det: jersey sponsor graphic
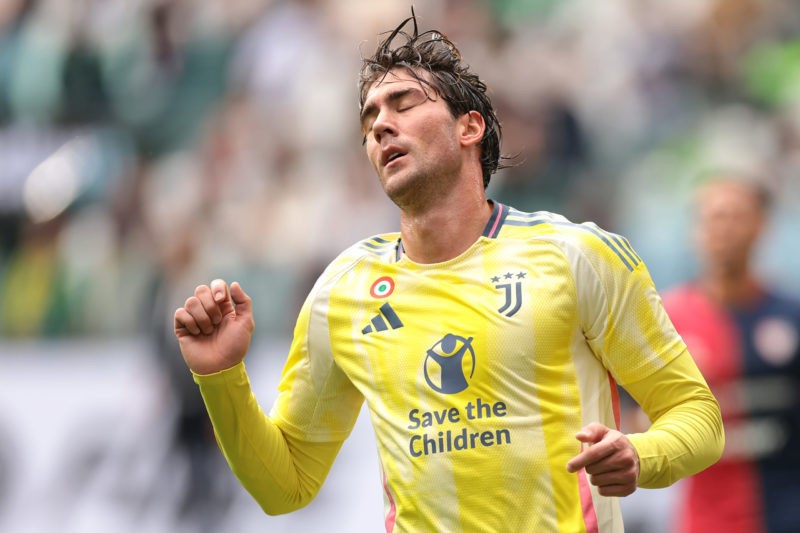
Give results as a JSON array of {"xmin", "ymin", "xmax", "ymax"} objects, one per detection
[
  {"xmin": 491, "ymin": 271, "xmax": 526, "ymax": 317},
  {"xmin": 405, "ymin": 398, "xmax": 512, "ymax": 458},
  {"xmin": 407, "ymin": 425, "xmax": 512, "ymax": 458},
  {"xmin": 423, "ymin": 334, "xmax": 475, "ymax": 394},
  {"xmin": 361, "ymin": 302, "xmax": 403, "ymax": 334}
]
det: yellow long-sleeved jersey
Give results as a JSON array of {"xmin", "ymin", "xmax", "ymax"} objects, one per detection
[{"xmin": 194, "ymin": 203, "xmax": 723, "ymax": 532}]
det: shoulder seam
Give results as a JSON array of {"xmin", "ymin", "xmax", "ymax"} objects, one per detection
[{"xmin": 550, "ymin": 221, "xmax": 641, "ymax": 272}]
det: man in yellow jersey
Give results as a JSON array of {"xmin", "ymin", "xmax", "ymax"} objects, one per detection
[{"xmin": 173, "ymin": 13, "xmax": 723, "ymax": 532}]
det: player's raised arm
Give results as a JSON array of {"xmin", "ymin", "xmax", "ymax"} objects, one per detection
[
  {"xmin": 173, "ymin": 278, "xmax": 347, "ymax": 515},
  {"xmin": 173, "ymin": 279, "xmax": 255, "ymax": 375}
]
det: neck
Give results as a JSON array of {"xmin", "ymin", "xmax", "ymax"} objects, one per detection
[
  {"xmin": 398, "ymin": 186, "xmax": 492, "ymax": 264},
  {"xmin": 699, "ymin": 267, "xmax": 762, "ymax": 308}
]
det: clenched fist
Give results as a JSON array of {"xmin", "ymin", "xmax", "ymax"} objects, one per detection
[
  {"xmin": 566, "ymin": 422, "xmax": 640, "ymax": 497},
  {"xmin": 173, "ymin": 279, "xmax": 255, "ymax": 375}
]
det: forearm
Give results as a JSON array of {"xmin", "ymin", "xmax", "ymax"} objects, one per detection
[
  {"xmin": 194, "ymin": 362, "xmax": 344, "ymax": 514},
  {"xmin": 623, "ymin": 350, "xmax": 724, "ymax": 488}
]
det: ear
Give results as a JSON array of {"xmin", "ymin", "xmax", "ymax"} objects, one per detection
[{"xmin": 458, "ymin": 110, "xmax": 485, "ymax": 148}]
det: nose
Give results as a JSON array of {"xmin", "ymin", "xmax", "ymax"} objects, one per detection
[{"xmin": 370, "ymin": 108, "xmax": 397, "ymax": 143}]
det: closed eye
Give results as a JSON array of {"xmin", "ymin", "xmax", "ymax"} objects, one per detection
[{"xmin": 359, "ymin": 86, "xmax": 431, "ymax": 142}]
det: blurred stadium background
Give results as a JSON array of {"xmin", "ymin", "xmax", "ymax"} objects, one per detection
[{"xmin": 0, "ymin": 0, "xmax": 798, "ymax": 531}]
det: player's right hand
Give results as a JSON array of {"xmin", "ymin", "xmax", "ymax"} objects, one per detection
[{"xmin": 173, "ymin": 279, "xmax": 255, "ymax": 375}]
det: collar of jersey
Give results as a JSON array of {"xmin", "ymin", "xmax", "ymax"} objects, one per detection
[{"xmin": 394, "ymin": 200, "xmax": 507, "ymax": 264}]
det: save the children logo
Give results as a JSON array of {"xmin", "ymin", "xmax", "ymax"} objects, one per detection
[
  {"xmin": 423, "ymin": 333, "xmax": 475, "ymax": 394},
  {"xmin": 410, "ymin": 334, "xmax": 513, "ymax": 458}
]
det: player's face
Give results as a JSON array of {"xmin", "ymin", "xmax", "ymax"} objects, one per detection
[
  {"xmin": 694, "ymin": 180, "xmax": 765, "ymax": 275},
  {"xmin": 360, "ymin": 68, "xmax": 463, "ymax": 208}
]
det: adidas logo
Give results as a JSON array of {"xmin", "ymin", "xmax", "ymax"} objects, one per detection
[{"xmin": 362, "ymin": 302, "xmax": 404, "ymax": 334}]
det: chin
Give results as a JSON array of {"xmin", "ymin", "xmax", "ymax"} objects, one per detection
[
  {"xmin": 381, "ymin": 170, "xmax": 415, "ymax": 197},
  {"xmin": 383, "ymin": 178, "xmax": 425, "ymax": 210}
]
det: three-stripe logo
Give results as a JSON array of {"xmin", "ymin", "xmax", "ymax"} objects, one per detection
[{"xmin": 362, "ymin": 302, "xmax": 404, "ymax": 334}]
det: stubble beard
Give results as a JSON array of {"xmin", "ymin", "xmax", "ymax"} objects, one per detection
[
  {"xmin": 383, "ymin": 166, "xmax": 428, "ymax": 211},
  {"xmin": 386, "ymin": 169, "xmax": 463, "ymax": 217},
  {"xmin": 382, "ymin": 153, "xmax": 461, "ymax": 214}
]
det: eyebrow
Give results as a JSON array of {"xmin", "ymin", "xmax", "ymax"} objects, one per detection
[{"xmin": 359, "ymin": 86, "xmax": 422, "ymax": 128}]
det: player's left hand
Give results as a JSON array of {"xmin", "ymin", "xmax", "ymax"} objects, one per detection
[{"xmin": 565, "ymin": 422, "xmax": 640, "ymax": 497}]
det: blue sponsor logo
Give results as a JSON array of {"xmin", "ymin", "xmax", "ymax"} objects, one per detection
[{"xmin": 423, "ymin": 334, "xmax": 475, "ymax": 394}]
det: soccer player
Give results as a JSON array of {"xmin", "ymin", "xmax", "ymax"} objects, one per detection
[
  {"xmin": 663, "ymin": 176, "xmax": 800, "ymax": 533},
  {"xmin": 173, "ymin": 14, "xmax": 723, "ymax": 532}
]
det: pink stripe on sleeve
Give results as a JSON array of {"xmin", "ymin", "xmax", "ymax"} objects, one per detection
[
  {"xmin": 578, "ymin": 465, "xmax": 599, "ymax": 533},
  {"xmin": 382, "ymin": 468, "xmax": 397, "ymax": 532}
]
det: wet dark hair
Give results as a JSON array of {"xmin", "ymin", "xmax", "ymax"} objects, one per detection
[{"xmin": 358, "ymin": 10, "xmax": 505, "ymax": 188}]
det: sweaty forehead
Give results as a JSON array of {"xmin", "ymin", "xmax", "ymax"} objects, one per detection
[{"xmin": 364, "ymin": 68, "xmax": 430, "ymax": 100}]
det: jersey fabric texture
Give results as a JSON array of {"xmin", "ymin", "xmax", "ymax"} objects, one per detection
[
  {"xmin": 194, "ymin": 202, "xmax": 723, "ymax": 532},
  {"xmin": 664, "ymin": 284, "xmax": 800, "ymax": 533}
]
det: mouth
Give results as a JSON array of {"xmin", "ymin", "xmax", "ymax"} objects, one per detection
[
  {"xmin": 381, "ymin": 146, "xmax": 407, "ymax": 167},
  {"xmin": 387, "ymin": 152, "xmax": 404, "ymax": 164}
]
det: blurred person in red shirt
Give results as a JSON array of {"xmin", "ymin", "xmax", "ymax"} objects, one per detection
[{"xmin": 664, "ymin": 175, "xmax": 800, "ymax": 533}]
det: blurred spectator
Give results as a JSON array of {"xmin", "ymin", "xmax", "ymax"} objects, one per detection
[
  {"xmin": 0, "ymin": 215, "xmax": 70, "ymax": 336},
  {"xmin": 99, "ymin": 0, "xmax": 234, "ymax": 157},
  {"xmin": 663, "ymin": 175, "xmax": 800, "ymax": 533}
]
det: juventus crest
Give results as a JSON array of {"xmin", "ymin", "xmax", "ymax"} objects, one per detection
[{"xmin": 491, "ymin": 271, "xmax": 527, "ymax": 317}]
